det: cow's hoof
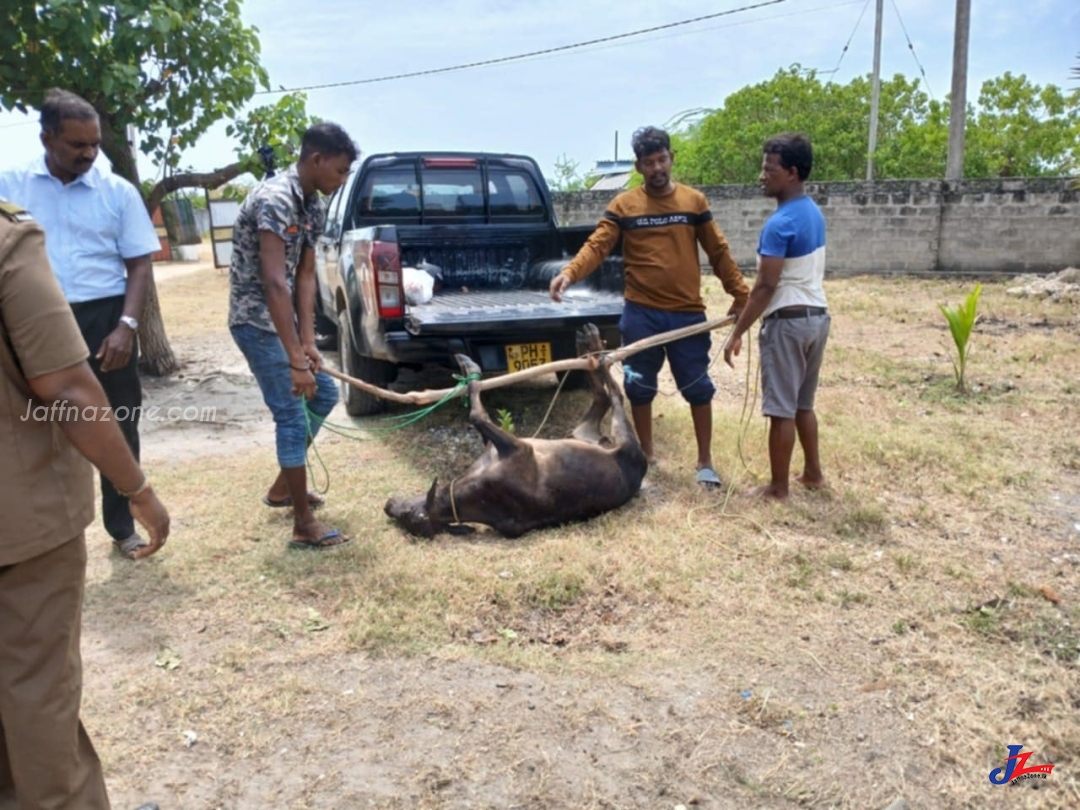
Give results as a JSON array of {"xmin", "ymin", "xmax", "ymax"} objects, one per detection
[
  {"xmin": 582, "ymin": 322, "xmax": 603, "ymax": 353},
  {"xmin": 454, "ymin": 353, "xmax": 482, "ymax": 378}
]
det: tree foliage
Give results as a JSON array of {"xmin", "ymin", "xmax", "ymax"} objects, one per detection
[
  {"xmin": 965, "ymin": 72, "xmax": 1080, "ymax": 176},
  {"xmin": 671, "ymin": 66, "xmax": 1080, "ymax": 185},
  {"xmin": 0, "ymin": 0, "xmax": 317, "ymax": 202},
  {"xmin": 149, "ymin": 91, "xmax": 316, "ymax": 213},
  {"xmin": 0, "ymin": 0, "xmax": 318, "ymax": 374}
]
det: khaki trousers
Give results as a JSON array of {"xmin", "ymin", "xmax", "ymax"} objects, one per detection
[{"xmin": 0, "ymin": 532, "xmax": 110, "ymax": 810}]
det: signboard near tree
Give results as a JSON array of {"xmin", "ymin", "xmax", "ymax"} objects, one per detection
[{"xmin": 205, "ymin": 189, "xmax": 241, "ymax": 269}]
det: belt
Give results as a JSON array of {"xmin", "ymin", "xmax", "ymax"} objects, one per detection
[
  {"xmin": 69, "ymin": 294, "xmax": 125, "ymax": 314},
  {"xmin": 764, "ymin": 306, "xmax": 827, "ymax": 321}
]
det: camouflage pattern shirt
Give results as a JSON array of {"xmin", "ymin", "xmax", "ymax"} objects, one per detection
[{"xmin": 228, "ymin": 164, "xmax": 326, "ymax": 333}]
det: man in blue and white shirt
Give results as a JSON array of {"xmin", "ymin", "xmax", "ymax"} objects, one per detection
[
  {"xmin": 723, "ymin": 133, "xmax": 830, "ymax": 501},
  {"xmin": 0, "ymin": 88, "xmax": 160, "ymax": 555}
]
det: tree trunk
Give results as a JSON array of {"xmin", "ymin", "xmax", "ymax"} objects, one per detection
[
  {"xmin": 97, "ymin": 111, "xmax": 180, "ymax": 377},
  {"xmin": 133, "ymin": 166, "xmax": 249, "ymax": 377},
  {"xmin": 137, "ymin": 277, "xmax": 180, "ymax": 376}
]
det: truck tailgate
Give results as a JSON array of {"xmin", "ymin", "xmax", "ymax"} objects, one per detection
[{"xmin": 405, "ymin": 289, "xmax": 624, "ymax": 335}]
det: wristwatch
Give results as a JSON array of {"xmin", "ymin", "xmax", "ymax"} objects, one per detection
[{"xmin": 119, "ymin": 315, "xmax": 139, "ymax": 330}]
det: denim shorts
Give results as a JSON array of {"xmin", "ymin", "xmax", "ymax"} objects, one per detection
[
  {"xmin": 759, "ymin": 312, "xmax": 831, "ymax": 419},
  {"xmin": 230, "ymin": 323, "xmax": 339, "ymax": 468},
  {"xmin": 619, "ymin": 300, "xmax": 715, "ymax": 407}
]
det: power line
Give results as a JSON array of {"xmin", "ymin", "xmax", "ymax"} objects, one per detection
[
  {"xmin": 528, "ymin": 0, "xmax": 864, "ymax": 65},
  {"xmin": 255, "ymin": 0, "xmax": 790, "ymax": 96},
  {"xmin": 824, "ymin": 0, "xmax": 871, "ymax": 75},
  {"xmin": 890, "ymin": 0, "xmax": 934, "ymax": 98}
]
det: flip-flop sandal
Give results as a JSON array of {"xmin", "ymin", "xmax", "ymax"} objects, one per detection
[
  {"xmin": 263, "ymin": 492, "xmax": 325, "ymax": 510},
  {"xmin": 696, "ymin": 467, "xmax": 723, "ymax": 490},
  {"xmin": 288, "ymin": 529, "xmax": 350, "ymax": 551}
]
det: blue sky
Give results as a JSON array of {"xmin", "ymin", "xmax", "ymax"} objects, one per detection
[{"xmin": 0, "ymin": 0, "xmax": 1076, "ymax": 185}]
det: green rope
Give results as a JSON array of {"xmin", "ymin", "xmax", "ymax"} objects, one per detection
[
  {"xmin": 299, "ymin": 371, "xmax": 481, "ymax": 492},
  {"xmin": 300, "ymin": 393, "xmax": 331, "ymax": 495}
]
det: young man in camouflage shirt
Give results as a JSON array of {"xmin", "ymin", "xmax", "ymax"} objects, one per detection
[{"xmin": 228, "ymin": 122, "xmax": 358, "ymax": 550}]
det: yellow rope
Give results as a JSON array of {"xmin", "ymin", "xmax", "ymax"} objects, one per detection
[
  {"xmin": 449, "ymin": 476, "xmax": 461, "ymax": 525},
  {"xmin": 530, "ymin": 359, "xmax": 574, "ymax": 438},
  {"xmin": 735, "ymin": 333, "xmax": 764, "ymax": 480}
]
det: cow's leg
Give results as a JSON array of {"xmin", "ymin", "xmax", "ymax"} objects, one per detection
[
  {"xmin": 455, "ymin": 354, "xmax": 527, "ymax": 459},
  {"xmin": 602, "ymin": 355, "xmax": 640, "ymax": 449},
  {"xmin": 572, "ymin": 324, "xmax": 612, "ymax": 445}
]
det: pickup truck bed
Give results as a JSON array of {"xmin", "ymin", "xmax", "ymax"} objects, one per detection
[{"xmin": 315, "ymin": 151, "xmax": 624, "ymax": 415}]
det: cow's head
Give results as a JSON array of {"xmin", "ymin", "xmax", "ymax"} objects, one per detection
[{"xmin": 384, "ymin": 478, "xmax": 442, "ymax": 538}]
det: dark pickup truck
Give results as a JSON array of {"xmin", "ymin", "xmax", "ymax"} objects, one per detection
[{"xmin": 314, "ymin": 152, "xmax": 624, "ymax": 415}]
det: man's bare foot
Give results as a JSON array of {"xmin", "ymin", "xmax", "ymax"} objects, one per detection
[
  {"xmin": 749, "ymin": 484, "xmax": 788, "ymax": 501},
  {"xmin": 290, "ymin": 516, "xmax": 350, "ymax": 550},
  {"xmin": 796, "ymin": 473, "xmax": 828, "ymax": 491}
]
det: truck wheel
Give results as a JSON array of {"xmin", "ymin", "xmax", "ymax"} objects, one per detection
[{"xmin": 338, "ymin": 316, "xmax": 395, "ymax": 416}]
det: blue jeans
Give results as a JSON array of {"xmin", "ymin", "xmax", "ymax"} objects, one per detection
[
  {"xmin": 619, "ymin": 300, "xmax": 715, "ymax": 406},
  {"xmin": 230, "ymin": 324, "xmax": 338, "ymax": 468}
]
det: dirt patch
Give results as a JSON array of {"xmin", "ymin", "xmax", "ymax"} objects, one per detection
[
  {"xmin": 136, "ymin": 247, "xmax": 277, "ymax": 465},
  {"xmin": 138, "ymin": 333, "xmax": 274, "ymax": 464}
]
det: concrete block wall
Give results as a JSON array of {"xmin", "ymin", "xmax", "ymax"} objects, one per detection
[{"xmin": 552, "ymin": 177, "xmax": 1079, "ymax": 275}]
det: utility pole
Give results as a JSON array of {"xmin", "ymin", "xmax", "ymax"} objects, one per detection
[
  {"xmin": 866, "ymin": 0, "xmax": 884, "ymax": 181},
  {"xmin": 945, "ymin": 0, "xmax": 972, "ymax": 180}
]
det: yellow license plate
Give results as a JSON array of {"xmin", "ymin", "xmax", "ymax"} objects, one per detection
[{"xmin": 505, "ymin": 341, "xmax": 552, "ymax": 372}]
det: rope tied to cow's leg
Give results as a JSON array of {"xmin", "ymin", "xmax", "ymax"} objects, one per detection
[{"xmin": 449, "ymin": 476, "xmax": 461, "ymax": 525}]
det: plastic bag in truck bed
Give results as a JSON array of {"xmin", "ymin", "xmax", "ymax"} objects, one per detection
[{"xmin": 402, "ymin": 265, "xmax": 435, "ymax": 306}]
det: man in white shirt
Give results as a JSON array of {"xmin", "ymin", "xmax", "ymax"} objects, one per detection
[{"xmin": 0, "ymin": 88, "xmax": 161, "ymax": 557}]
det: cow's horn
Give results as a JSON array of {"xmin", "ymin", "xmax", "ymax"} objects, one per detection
[{"xmin": 425, "ymin": 478, "xmax": 439, "ymax": 513}]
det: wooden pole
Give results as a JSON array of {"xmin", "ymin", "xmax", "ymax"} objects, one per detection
[{"xmin": 322, "ymin": 314, "xmax": 736, "ymax": 407}]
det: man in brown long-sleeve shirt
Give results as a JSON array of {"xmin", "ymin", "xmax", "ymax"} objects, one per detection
[{"xmin": 550, "ymin": 126, "xmax": 748, "ymax": 487}]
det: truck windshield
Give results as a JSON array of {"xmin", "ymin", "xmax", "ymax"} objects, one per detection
[
  {"xmin": 358, "ymin": 168, "xmax": 421, "ymax": 220},
  {"xmin": 421, "ymin": 167, "xmax": 484, "ymax": 217},
  {"xmin": 354, "ymin": 161, "xmax": 548, "ymax": 222},
  {"xmin": 488, "ymin": 168, "xmax": 545, "ymax": 221}
]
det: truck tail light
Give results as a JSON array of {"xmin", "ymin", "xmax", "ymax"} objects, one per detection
[{"xmin": 371, "ymin": 240, "xmax": 403, "ymax": 318}]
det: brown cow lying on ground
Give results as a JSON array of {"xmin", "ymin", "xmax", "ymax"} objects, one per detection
[{"xmin": 384, "ymin": 324, "xmax": 648, "ymax": 538}]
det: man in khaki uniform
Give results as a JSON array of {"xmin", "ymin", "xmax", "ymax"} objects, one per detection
[{"xmin": 0, "ymin": 199, "xmax": 168, "ymax": 810}]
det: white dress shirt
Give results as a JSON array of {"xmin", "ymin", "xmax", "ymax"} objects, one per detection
[{"xmin": 0, "ymin": 155, "xmax": 160, "ymax": 304}]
